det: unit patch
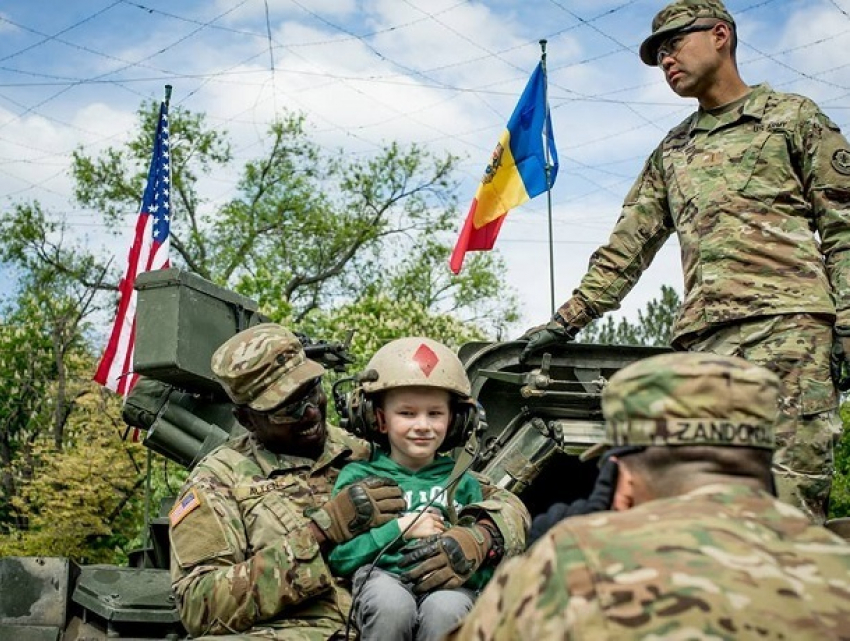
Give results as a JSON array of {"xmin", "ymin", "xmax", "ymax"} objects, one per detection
[
  {"xmin": 832, "ymin": 149, "xmax": 850, "ymax": 176},
  {"xmin": 170, "ymin": 488, "xmax": 201, "ymax": 527}
]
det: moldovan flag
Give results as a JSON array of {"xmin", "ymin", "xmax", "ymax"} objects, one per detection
[
  {"xmin": 94, "ymin": 98, "xmax": 171, "ymax": 408},
  {"xmin": 450, "ymin": 62, "xmax": 558, "ymax": 274}
]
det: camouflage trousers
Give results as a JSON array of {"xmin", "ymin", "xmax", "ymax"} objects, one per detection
[{"xmin": 679, "ymin": 313, "xmax": 843, "ymax": 524}]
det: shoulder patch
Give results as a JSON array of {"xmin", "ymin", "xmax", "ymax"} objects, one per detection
[
  {"xmin": 170, "ymin": 488, "xmax": 201, "ymax": 527},
  {"xmin": 832, "ymin": 149, "xmax": 850, "ymax": 176}
]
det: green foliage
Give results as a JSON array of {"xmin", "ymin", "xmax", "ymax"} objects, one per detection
[
  {"xmin": 577, "ymin": 285, "xmax": 680, "ymax": 346},
  {"xmin": 302, "ymin": 294, "xmax": 486, "ymax": 370},
  {"xmin": 300, "ymin": 294, "xmax": 488, "ymax": 424},
  {"xmin": 830, "ymin": 403, "xmax": 850, "ymax": 519},
  {"xmin": 68, "ymin": 103, "xmax": 516, "ymax": 337},
  {"xmin": 0, "ymin": 382, "xmax": 146, "ymax": 563}
]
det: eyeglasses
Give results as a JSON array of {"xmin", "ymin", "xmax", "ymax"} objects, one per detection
[
  {"xmin": 655, "ymin": 24, "xmax": 715, "ymax": 65},
  {"xmin": 263, "ymin": 379, "xmax": 323, "ymax": 424}
]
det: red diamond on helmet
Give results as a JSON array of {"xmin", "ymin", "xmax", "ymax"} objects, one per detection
[{"xmin": 413, "ymin": 343, "xmax": 439, "ymax": 377}]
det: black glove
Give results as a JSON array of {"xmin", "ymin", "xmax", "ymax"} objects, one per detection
[
  {"xmin": 398, "ymin": 524, "xmax": 490, "ymax": 594},
  {"xmin": 308, "ymin": 475, "xmax": 406, "ymax": 544},
  {"xmin": 527, "ymin": 456, "xmax": 619, "ymax": 547},
  {"xmin": 831, "ymin": 336, "xmax": 850, "ymax": 391},
  {"xmin": 519, "ymin": 318, "xmax": 578, "ymax": 363}
]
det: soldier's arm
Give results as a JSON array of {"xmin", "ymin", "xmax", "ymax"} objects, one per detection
[
  {"xmin": 799, "ymin": 100, "xmax": 850, "ymax": 330},
  {"xmin": 169, "ymin": 475, "xmax": 334, "ymax": 637},
  {"xmin": 462, "ymin": 472, "xmax": 531, "ymax": 558},
  {"xmin": 446, "ymin": 529, "xmax": 591, "ymax": 640},
  {"xmin": 556, "ymin": 148, "xmax": 674, "ymax": 330}
]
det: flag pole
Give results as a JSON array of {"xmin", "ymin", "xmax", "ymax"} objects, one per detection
[
  {"xmin": 539, "ymin": 40, "xmax": 556, "ymax": 316},
  {"xmin": 140, "ymin": 82, "xmax": 173, "ymax": 558}
]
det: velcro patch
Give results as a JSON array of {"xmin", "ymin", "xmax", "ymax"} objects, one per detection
[
  {"xmin": 832, "ymin": 149, "xmax": 850, "ymax": 176},
  {"xmin": 170, "ymin": 488, "xmax": 201, "ymax": 527}
]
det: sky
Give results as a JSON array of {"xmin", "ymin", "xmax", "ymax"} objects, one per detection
[{"xmin": 2, "ymin": 0, "xmax": 850, "ymax": 339}]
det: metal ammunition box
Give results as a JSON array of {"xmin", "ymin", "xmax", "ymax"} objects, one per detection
[{"xmin": 133, "ymin": 268, "xmax": 267, "ymax": 395}]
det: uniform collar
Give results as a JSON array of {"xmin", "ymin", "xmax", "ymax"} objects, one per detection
[{"xmin": 689, "ymin": 83, "xmax": 772, "ymax": 134}]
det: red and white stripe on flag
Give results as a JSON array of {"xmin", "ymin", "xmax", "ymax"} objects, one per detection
[{"xmin": 94, "ymin": 99, "xmax": 172, "ymax": 441}]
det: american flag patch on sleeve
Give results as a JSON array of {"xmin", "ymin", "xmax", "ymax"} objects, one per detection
[{"xmin": 170, "ymin": 488, "xmax": 201, "ymax": 527}]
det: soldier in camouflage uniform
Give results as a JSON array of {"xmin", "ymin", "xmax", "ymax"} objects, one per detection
[
  {"xmin": 168, "ymin": 323, "xmax": 530, "ymax": 639},
  {"xmin": 521, "ymin": 0, "xmax": 850, "ymax": 524},
  {"xmin": 448, "ymin": 352, "xmax": 850, "ymax": 640}
]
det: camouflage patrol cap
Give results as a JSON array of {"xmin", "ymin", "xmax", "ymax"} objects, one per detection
[
  {"xmin": 211, "ymin": 323, "xmax": 325, "ymax": 411},
  {"xmin": 581, "ymin": 352, "xmax": 779, "ymax": 460},
  {"xmin": 639, "ymin": 0, "xmax": 735, "ymax": 66}
]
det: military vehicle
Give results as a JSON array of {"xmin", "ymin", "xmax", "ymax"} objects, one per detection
[{"xmin": 7, "ymin": 268, "xmax": 841, "ymax": 640}]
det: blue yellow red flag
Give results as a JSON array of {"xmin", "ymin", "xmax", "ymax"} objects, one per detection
[{"xmin": 450, "ymin": 62, "xmax": 558, "ymax": 274}]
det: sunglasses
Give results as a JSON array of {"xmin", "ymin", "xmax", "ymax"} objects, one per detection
[
  {"xmin": 655, "ymin": 24, "xmax": 715, "ymax": 65},
  {"xmin": 262, "ymin": 378, "xmax": 323, "ymax": 424}
]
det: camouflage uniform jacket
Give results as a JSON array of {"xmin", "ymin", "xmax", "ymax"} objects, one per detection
[
  {"xmin": 169, "ymin": 426, "xmax": 529, "ymax": 639},
  {"xmin": 558, "ymin": 84, "xmax": 850, "ymax": 345},
  {"xmin": 448, "ymin": 484, "xmax": 850, "ymax": 640}
]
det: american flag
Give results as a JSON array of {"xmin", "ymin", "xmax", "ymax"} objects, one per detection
[{"xmin": 94, "ymin": 99, "xmax": 171, "ymax": 409}]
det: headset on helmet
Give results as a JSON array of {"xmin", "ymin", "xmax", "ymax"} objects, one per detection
[{"xmin": 345, "ymin": 337, "xmax": 478, "ymax": 452}]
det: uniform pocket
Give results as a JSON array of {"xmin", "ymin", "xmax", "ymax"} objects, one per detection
[
  {"xmin": 734, "ymin": 130, "xmax": 796, "ymax": 198},
  {"xmin": 170, "ymin": 491, "xmax": 235, "ymax": 568}
]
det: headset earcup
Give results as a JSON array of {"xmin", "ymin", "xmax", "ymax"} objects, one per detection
[
  {"xmin": 345, "ymin": 388, "xmax": 381, "ymax": 442},
  {"xmin": 440, "ymin": 397, "xmax": 479, "ymax": 451}
]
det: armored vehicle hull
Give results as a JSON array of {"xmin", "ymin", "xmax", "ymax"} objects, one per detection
[{"xmin": 0, "ymin": 270, "xmax": 672, "ymax": 639}]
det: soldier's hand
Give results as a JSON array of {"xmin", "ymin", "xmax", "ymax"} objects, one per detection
[
  {"xmin": 576, "ymin": 455, "xmax": 619, "ymax": 514},
  {"xmin": 527, "ymin": 456, "xmax": 619, "ymax": 546},
  {"xmin": 831, "ymin": 335, "xmax": 850, "ymax": 391},
  {"xmin": 309, "ymin": 476, "xmax": 406, "ymax": 545},
  {"xmin": 399, "ymin": 524, "xmax": 490, "ymax": 594},
  {"xmin": 519, "ymin": 319, "xmax": 577, "ymax": 363}
]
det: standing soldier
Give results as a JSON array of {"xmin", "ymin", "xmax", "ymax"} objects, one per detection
[
  {"xmin": 521, "ymin": 0, "xmax": 850, "ymax": 523},
  {"xmin": 448, "ymin": 352, "xmax": 850, "ymax": 640}
]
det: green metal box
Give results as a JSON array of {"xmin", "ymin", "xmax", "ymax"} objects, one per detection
[{"xmin": 134, "ymin": 268, "xmax": 267, "ymax": 395}]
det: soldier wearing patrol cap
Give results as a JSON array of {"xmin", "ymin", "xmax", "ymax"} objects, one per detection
[
  {"xmin": 521, "ymin": 0, "xmax": 850, "ymax": 524},
  {"xmin": 449, "ymin": 352, "xmax": 850, "ymax": 640},
  {"xmin": 168, "ymin": 323, "xmax": 409, "ymax": 640}
]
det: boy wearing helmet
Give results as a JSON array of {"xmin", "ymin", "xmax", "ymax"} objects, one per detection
[{"xmin": 328, "ymin": 337, "xmax": 524, "ymax": 641}]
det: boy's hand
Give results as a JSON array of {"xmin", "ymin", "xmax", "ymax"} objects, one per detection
[{"xmin": 398, "ymin": 510, "xmax": 446, "ymax": 540}]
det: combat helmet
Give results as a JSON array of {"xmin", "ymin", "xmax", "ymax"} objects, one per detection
[{"xmin": 346, "ymin": 337, "xmax": 478, "ymax": 451}]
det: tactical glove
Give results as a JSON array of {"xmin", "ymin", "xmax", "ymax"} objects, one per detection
[
  {"xmin": 519, "ymin": 317, "xmax": 578, "ymax": 363},
  {"xmin": 308, "ymin": 475, "xmax": 405, "ymax": 545},
  {"xmin": 831, "ymin": 335, "xmax": 850, "ymax": 391},
  {"xmin": 527, "ymin": 455, "xmax": 619, "ymax": 547},
  {"xmin": 399, "ymin": 523, "xmax": 490, "ymax": 594}
]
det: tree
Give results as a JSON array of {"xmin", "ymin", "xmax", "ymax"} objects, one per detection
[
  {"xmin": 0, "ymin": 384, "xmax": 146, "ymax": 563},
  {"xmin": 68, "ymin": 102, "xmax": 517, "ymax": 336},
  {"xmin": 832, "ymin": 403, "xmax": 850, "ymax": 519},
  {"xmin": 577, "ymin": 284, "xmax": 680, "ymax": 346}
]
